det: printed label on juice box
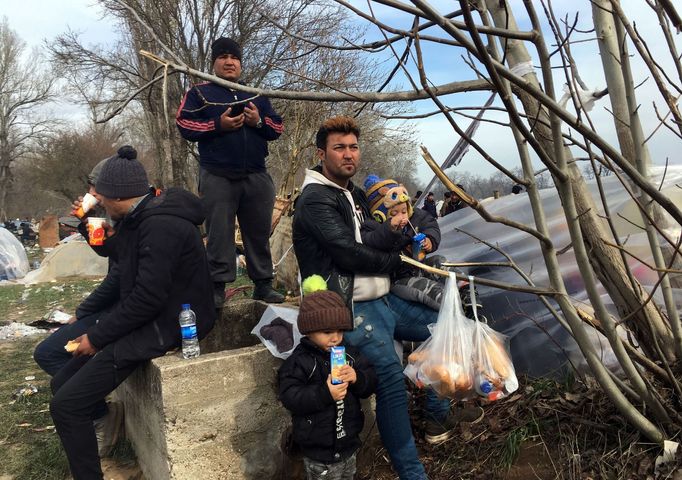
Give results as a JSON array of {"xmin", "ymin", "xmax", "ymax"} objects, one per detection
[{"xmin": 330, "ymin": 346, "xmax": 346, "ymax": 385}]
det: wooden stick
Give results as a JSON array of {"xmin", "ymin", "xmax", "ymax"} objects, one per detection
[{"xmin": 399, "ymin": 255, "xmax": 557, "ymax": 296}]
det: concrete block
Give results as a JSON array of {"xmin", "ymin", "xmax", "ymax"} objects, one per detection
[
  {"xmin": 117, "ymin": 299, "xmax": 380, "ymax": 480},
  {"xmin": 119, "ymin": 345, "xmax": 288, "ymax": 480}
]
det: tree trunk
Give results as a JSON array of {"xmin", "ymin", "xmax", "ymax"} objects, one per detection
[{"xmin": 485, "ymin": 0, "xmax": 675, "ymax": 362}]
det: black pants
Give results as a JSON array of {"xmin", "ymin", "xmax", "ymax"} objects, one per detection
[
  {"xmin": 200, "ymin": 169, "xmax": 275, "ymax": 283},
  {"xmin": 50, "ymin": 345, "xmax": 138, "ymax": 480}
]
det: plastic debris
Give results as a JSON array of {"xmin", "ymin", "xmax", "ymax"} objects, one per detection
[
  {"xmin": 0, "ymin": 322, "xmax": 45, "ymax": 340},
  {"xmin": 13, "ymin": 384, "xmax": 38, "ymax": 399},
  {"xmin": 655, "ymin": 440, "xmax": 679, "ymax": 473}
]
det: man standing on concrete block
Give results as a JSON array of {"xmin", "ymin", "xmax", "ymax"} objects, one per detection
[
  {"xmin": 292, "ymin": 117, "xmax": 483, "ymax": 480},
  {"xmin": 49, "ymin": 147, "xmax": 216, "ymax": 480},
  {"xmin": 177, "ymin": 36, "xmax": 284, "ymax": 308}
]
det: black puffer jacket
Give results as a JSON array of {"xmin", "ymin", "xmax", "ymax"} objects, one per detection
[
  {"xmin": 278, "ymin": 338, "xmax": 377, "ymax": 463},
  {"xmin": 292, "ymin": 167, "xmax": 401, "ymax": 311},
  {"xmin": 361, "ymin": 207, "xmax": 441, "ymax": 280},
  {"xmin": 86, "ymin": 188, "xmax": 216, "ymax": 368}
]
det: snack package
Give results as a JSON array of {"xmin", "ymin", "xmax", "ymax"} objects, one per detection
[
  {"xmin": 404, "ymin": 272, "xmax": 476, "ymax": 399},
  {"xmin": 330, "ymin": 346, "xmax": 346, "ymax": 385}
]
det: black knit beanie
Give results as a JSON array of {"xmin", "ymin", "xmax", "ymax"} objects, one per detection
[
  {"xmin": 297, "ymin": 290, "xmax": 352, "ymax": 334},
  {"xmin": 211, "ymin": 37, "xmax": 242, "ymax": 64},
  {"xmin": 95, "ymin": 146, "xmax": 150, "ymax": 199}
]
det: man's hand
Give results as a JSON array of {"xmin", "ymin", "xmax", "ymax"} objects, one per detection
[
  {"xmin": 102, "ymin": 221, "xmax": 115, "ymax": 238},
  {"xmin": 244, "ymin": 102, "xmax": 261, "ymax": 127},
  {"xmin": 336, "ymin": 365, "xmax": 357, "ymax": 384},
  {"xmin": 220, "ymin": 108, "xmax": 244, "ymax": 131},
  {"xmin": 390, "ymin": 215, "xmax": 407, "ymax": 230},
  {"xmin": 71, "ymin": 196, "xmax": 87, "ymax": 223},
  {"xmin": 422, "ymin": 237, "xmax": 433, "ymax": 253},
  {"xmin": 327, "ymin": 375, "xmax": 349, "ymax": 401},
  {"xmin": 72, "ymin": 334, "xmax": 98, "ymax": 357}
]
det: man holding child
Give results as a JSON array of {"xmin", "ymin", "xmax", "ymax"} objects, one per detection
[{"xmin": 292, "ymin": 116, "xmax": 480, "ymax": 479}]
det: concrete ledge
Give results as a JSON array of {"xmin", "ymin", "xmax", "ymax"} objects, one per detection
[
  {"xmin": 119, "ymin": 345, "xmax": 289, "ymax": 480},
  {"xmin": 117, "ymin": 299, "xmax": 380, "ymax": 480}
]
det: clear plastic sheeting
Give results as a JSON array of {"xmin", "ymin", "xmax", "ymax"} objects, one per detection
[
  {"xmin": 436, "ymin": 166, "xmax": 682, "ymax": 379},
  {"xmin": 0, "ymin": 228, "xmax": 29, "ymax": 281}
]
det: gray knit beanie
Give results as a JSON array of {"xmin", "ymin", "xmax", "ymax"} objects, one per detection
[
  {"xmin": 87, "ymin": 158, "xmax": 109, "ymax": 186},
  {"xmin": 95, "ymin": 146, "xmax": 150, "ymax": 198}
]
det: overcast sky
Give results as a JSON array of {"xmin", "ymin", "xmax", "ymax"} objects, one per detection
[{"xmin": 3, "ymin": 0, "xmax": 680, "ymax": 185}]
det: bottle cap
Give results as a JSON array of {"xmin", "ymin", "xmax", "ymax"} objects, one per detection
[{"xmin": 182, "ymin": 303, "xmax": 191, "ymax": 309}]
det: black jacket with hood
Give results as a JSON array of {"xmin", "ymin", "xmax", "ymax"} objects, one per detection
[
  {"xmin": 361, "ymin": 207, "xmax": 441, "ymax": 280},
  {"xmin": 278, "ymin": 338, "xmax": 377, "ymax": 463},
  {"xmin": 86, "ymin": 188, "xmax": 215, "ymax": 367},
  {"xmin": 292, "ymin": 166, "xmax": 401, "ymax": 312}
]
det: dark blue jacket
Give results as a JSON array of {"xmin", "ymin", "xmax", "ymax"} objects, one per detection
[{"xmin": 176, "ymin": 82, "xmax": 283, "ymax": 173}]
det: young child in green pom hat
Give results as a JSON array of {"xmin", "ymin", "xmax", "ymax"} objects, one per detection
[{"xmin": 278, "ymin": 275, "xmax": 377, "ymax": 479}]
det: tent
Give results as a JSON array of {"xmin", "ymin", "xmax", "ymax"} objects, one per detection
[{"xmin": 0, "ymin": 227, "xmax": 29, "ymax": 280}]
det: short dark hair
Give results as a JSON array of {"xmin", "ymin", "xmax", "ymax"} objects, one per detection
[
  {"xmin": 427, "ymin": 191, "xmax": 434, "ymax": 197},
  {"xmin": 415, "ymin": 190, "xmax": 423, "ymax": 197},
  {"xmin": 316, "ymin": 116, "xmax": 360, "ymax": 149}
]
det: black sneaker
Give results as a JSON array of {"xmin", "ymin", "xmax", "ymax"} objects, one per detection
[
  {"xmin": 213, "ymin": 282, "xmax": 226, "ymax": 308},
  {"xmin": 424, "ymin": 406, "xmax": 484, "ymax": 445},
  {"xmin": 424, "ymin": 413, "xmax": 459, "ymax": 445},
  {"xmin": 252, "ymin": 281, "xmax": 284, "ymax": 303}
]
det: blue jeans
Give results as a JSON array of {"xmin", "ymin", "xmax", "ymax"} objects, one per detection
[
  {"xmin": 344, "ymin": 294, "xmax": 450, "ymax": 480},
  {"xmin": 34, "ymin": 312, "xmax": 107, "ymax": 419}
]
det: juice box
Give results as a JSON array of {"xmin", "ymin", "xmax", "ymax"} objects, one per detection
[{"xmin": 330, "ymin": 346, "xmax": 346, "ymax": 385}]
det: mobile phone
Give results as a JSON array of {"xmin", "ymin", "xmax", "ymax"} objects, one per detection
[{"xmin": 228, "ymin": 103, "xmax": 245, "ymax": 117}]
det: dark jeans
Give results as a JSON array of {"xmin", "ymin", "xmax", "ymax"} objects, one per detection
[
  {"xmin": 344, "ymin": 294, "xmax": 450, "ymax": 480},
  {"xmin": 34, "ymin": 313, "xmax": 107, "ymax": 419},
  {"xmin": 50, "ymin": 345, "xmax": 138, "ymax": 480},
  {"xmin": 199, "ymin": 168, "xmax": 275, "ymax": 284}
]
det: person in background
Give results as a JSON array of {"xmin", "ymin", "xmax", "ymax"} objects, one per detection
[
  {"xmin": 421, "ymin": 191, "xmax": 437, "ymax": 218},
  {"xmin": 177, "ymin": 36, "xmax": 284, "ymax": 308}
]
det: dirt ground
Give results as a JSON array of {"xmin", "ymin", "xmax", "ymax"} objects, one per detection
[{"xmin": 2, "ymin": 276, "xmax": 682, "ymax": 479}]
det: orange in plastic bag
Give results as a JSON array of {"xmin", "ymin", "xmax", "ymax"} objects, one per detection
[{"xmin": 404, "ymin": 273, "xmax": 476, "ymax": 400}]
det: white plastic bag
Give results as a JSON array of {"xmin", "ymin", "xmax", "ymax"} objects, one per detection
[
  {"xmin": 468, "ymin": 277, "xmax": 518, "ymax": 401},
  {"xmin": 251, "ymin": 304, "xmax": 302, "ymax": 359},
  {"xmin": 404, "ymin": 272, "xmax": 476, "ymax": 399}
]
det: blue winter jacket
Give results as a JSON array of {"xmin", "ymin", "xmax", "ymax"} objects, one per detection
[{"xmin": 176, "ymin": 82, "xmax": 283, "ymax": 173}]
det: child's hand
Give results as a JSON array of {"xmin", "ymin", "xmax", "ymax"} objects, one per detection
[
  {"xmin": 390, "ymin": 214, "xmax": 403, "ymax": 230},
  {"xmin": 337, "ymin": 365, "xmax": 357, "ymax": 384},
  {"xmin": 422, "ymin": 237, "xmax": 433, "ymax": 252},
  {"xmin": 327, "ymin": 375, "xmax": 348, "ymax": 401}
]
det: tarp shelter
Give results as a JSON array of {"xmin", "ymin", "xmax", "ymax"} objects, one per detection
[
  {"xmin": 436, "ymin": 166, "xmax": 682, "ymax": 378},
  {"xmin": 0, "ymin": 227, "xmax": 29, "ymax": 280},
  {"xmin": 20, "ymin": 240, "xmax": 108, "ymax": 284}
]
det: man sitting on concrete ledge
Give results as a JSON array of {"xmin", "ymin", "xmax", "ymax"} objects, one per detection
[{"xmin": 49, "ymin": 146, "xmax": 216, "ymax": 480}]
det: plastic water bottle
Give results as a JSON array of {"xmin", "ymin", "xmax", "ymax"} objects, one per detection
[
  {"xmin": 178, "ymin": 304, "xmax": 200, "ymax": 359},
  {"xmin": 475, "ymin": 374, "xmax": 494, "ymax": 397}
]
